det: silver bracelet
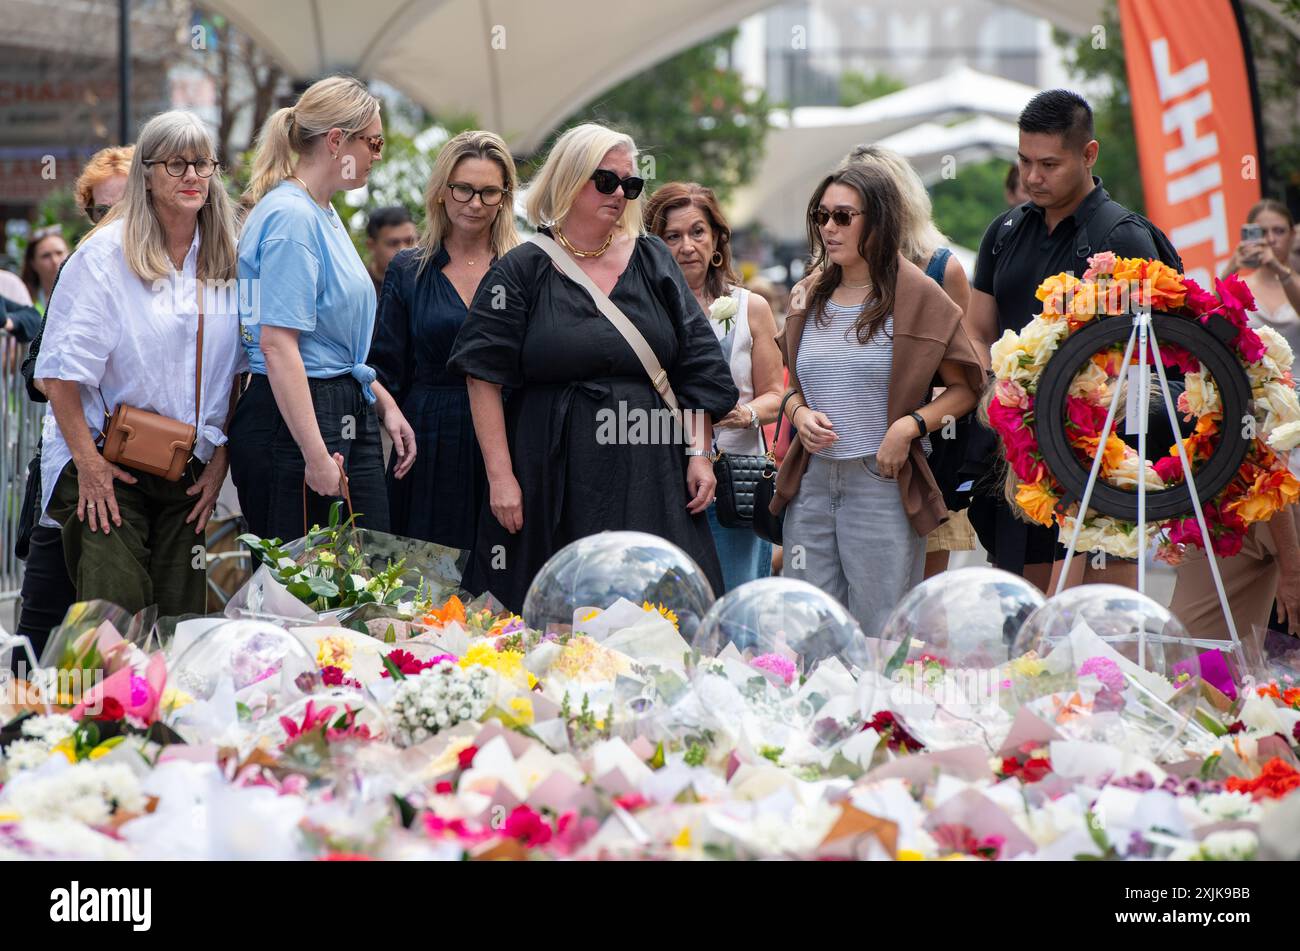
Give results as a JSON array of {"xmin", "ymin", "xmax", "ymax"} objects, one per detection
[{"xmin": 685, "ymin": 448, "xmax": 708, "ymax": 457}]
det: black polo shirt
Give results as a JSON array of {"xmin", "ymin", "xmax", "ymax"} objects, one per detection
[{"xmin": 973, "ymin": 177, "xmax": 1158, "ymax": 335}]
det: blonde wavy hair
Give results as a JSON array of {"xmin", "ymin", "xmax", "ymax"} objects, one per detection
[
  {"xmin": 841, "ymin": 144, "xmax": 948, "ymax": 268},
  {"xmin": 525, "ymin": 123, "xmax": 644, "ymax": 242},
  {"xmin": 87, "ymin": 111, "xmax": 237, "ymax": 282},
  {"xmin": 242, "ymin": 75, "xmax": 381, "ymax": 208},
  {"xmin": 74, "ymin": 146, "xmax": 134, "ymax": 220},
  {"xmin": 415, "ymin": 130, "xmax": 520, "ymax": 273}
]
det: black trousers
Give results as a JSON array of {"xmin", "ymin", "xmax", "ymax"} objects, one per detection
[
  {"xmin": 12, "ymin": 524, "xmax": 77, "ymax": 672},
  {"xmin": 229, "ymin": 373, "xmax": 390, "ymax": 543}
]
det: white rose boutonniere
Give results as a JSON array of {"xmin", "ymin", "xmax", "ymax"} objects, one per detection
[{"xmin": 709, "ymin": 296, "xmax": 740, "ymax": 334}]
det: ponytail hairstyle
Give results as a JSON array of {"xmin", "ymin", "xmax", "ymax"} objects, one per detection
[{"xmin": 242, "ymin": 75, "xmax": 380, "ymax": 208}]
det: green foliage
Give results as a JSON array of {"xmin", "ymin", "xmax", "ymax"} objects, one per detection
[
  {"xmin": 547, "ymin": 30, "xmax": 770, "ymax": 202},
  {"xmin": 1243, "ymin": 3, "xmax": 1300, "ymax": 201},
  {"xmin": 929, "ymin": 158, "xmax": 1013, "ymax": 251},
  {"xmin": 238, "ymin": 501, "xmax": 414, "ymax": 612},
  {"xmin": 838, "ymin": 70, "xmax": 905, "ymax": 107},
  {"xmin": 1052, "ymin": 4, "xmax": 1145, "ymax": 214}
]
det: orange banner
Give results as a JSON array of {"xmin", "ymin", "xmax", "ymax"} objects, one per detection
[{"xmin": 1119, "ymin": 0, "xmax": 1262, "ymax": 287}]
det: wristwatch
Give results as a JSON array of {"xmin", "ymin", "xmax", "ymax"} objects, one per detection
[
  {"xmin": 746, "ymin": 404, "xmax": 760, "ymax": 429},
  {"xmin": 909, "ymin": 411, "xmax": 927, "ymax": 437},
  {"xmin": 685, "ymin": 448, "xmax": 709, "ymax": 457}
]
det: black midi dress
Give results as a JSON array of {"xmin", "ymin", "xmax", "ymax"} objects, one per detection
[
  {"xmin": 369, "ymin": 247, "xmax": 487, "ymax": 549},
  {"xmin": 446, "ymin": 231, "xmax": 738, "ymax": 611}
]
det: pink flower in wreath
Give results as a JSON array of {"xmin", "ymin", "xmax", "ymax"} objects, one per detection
[
  {"xmin": 1082, "ymin": 250, "xmax": 1117, "ymax": 281},
  {"xmin": 1153, "ymin": 454, "xmax": 1185, "ymax": 485},
  {"xmin": 1182, "ymin": 277, "xmax": 1219, "ymax": 317},
  {"xmin": 1065, "ymin": 396, "xmax": 1107, "ymax": 439},
  {"xmin": 1236, "ymin": 326, "xmax": 1267, "ymax": 363},
  {"xmin": 995, "ymin": 379, "xmax": 1030, "ymax": 410}
]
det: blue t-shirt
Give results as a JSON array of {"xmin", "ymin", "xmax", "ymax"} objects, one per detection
[{"xmin": 237, "ymin": 181, "xmax": 378, "ymax": 401}]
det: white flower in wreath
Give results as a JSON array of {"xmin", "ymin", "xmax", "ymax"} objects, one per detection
[
  {"xmin": 1068, "ymin": 361, "xmax": 1111, "ymax": 401},
  {"xmin": 709, "ymin": 296, "xmax": 740, "ymax": 334},
  {"xmin": 1260, "ymin": 380, "xmax": 1300, "ymax": 429},
  {"xmin": 990, "ymin": 329, "xmax": 1033, "ymax": 382},
  {"xmin": 1254, "ymin": 324, "xmax": 1295, "ymax": 373},
  {"xmin": 1107, "ymin": 452, "xmax": 1164, "ymax": 491},
  {"xmin": 1267, "ymin": 419, "xmax": 1300, "ymax": 453},
  {"xmin": 1017, "ymin": 317, "xmax": 1070, "ymax": 367},
  {"xmin": 1180, "ymin": 371, "xmax": 1221, "ymax": 418}
]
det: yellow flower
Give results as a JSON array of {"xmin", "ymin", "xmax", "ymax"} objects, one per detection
[
  {"xmin": 507, "ymin": 696, "xmax": 535, "ymax": 726},
  {"xmin": 315, "ymin": 635, "xmax": 354, "ymax": 672},
  {"xmin": 50, "ymin": 738, "xmax": 76, "ymax": 763},
  {"xmin": 671, "ymin": 827, "xmax": 692, "ymax": 849},
  {"xmin": 161, "ymin": 686, "xmax": 194, "ymax": 713},
  {"xmin": 642, "ymin": 601, "xmax": 679, "ymax": 630},
  {"xmin": 896, "ymin": 849, "xmax": 925, "ymax": 861},
  {"xmin": 1009, "ymin": 654, "xmax": 1047, "ymax": 678},
  {"xmin": 551, "ymin": 636, "xmax": 626, "ymax": 681},
  {"xmin": 990, "ymin": 329, "xmax": 1033, "ymax": 382},
  {"xmin": 459, "ymin": 642, "xmax": 536, "ymax": 688},
  {"xmin": 1014, "ymin": 480, "xmax": 1058, "ymax": 527}
]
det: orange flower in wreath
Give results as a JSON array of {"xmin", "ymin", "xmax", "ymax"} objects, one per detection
[
  {"xmin": 1175, "ymin": 413, "xmax": 1221, "ymax": 464},
  {"xmin": 1075, "ymin": 433, "xmax": 1129, "ymax": 472},
  {"xmin": 1145, "ymin": 260, "xmax": 1187, "ymax": 311},
  {"xmin": 1015, "ymin": 480, "xmax": 1059, "ymax": 527},
  {"xmin": 1227, "ymin": 468, "xmax": 1300, "ymax": 524},
  {"xmin": 1036, "ymin": 273, "xmax": 1081, "ymax": 318}
]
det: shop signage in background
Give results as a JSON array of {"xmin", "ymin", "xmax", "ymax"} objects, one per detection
[{"xmin": 1119, "ymin": 0, "xmax": 1264, "ymax": 289}]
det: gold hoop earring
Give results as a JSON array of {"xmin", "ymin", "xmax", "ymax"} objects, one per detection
[{"xmin": 711, "ymin": 250, "xmax": 723, "ymax": 267}]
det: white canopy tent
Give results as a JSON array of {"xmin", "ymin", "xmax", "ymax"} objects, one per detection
[
  {"xmin": 199, "ymin": 0, "xmax": 775, "ymax": 154},
  {"xmin": 727, "ymin": 67, "xmax": 1037, "ymax": 242}
]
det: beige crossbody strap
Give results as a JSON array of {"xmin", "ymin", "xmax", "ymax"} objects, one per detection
[{"xmin": 528, "ymin": 232, "xmax": 680, "ymax": 415}]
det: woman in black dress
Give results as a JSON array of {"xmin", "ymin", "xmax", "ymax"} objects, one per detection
[
  {"xmin": 370, "ymin": 131, "xmax": 520, "ymax": 547},
  {"xmin": 447, "ymin": 123, "xmax": 738, "ymax": 610}
]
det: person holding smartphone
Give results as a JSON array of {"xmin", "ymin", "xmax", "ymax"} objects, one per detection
[{"xmin": 1223, "ymin": 200, "xmax": 1300, "ymax": 357}]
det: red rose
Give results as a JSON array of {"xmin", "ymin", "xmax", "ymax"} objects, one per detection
[
  {"xmin": 457, "ymin": 745, "xmax": 479, "ymax": 770},
  {"xmin": 92, "ymin": 697, "xmax": 125, "ymax": 722},
  {"xmin": 435, "ymin": 781, "xmax": 454, "ymax": 794}
]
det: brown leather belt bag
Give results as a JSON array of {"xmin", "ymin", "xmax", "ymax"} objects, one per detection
[{"xmin": 100, "ymin": 290, "xmax": 204, "ymax": 481}]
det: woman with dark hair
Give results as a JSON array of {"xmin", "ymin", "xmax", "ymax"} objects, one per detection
[
  {"xmin": 21, "ymin": 227, "xmax": 68, "ymax": 315},
  {"xmin": 644, "ymin": 182, "xmax": 782, "ymax": 590},
  {"xmin": 770, "ymin": 164, "xmax": 983, "ymax": 633}
]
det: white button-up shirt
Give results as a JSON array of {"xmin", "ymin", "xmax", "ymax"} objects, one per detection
[{"xmin": 34, "ymin": 219, "xmax": 246, "ymax": 525}]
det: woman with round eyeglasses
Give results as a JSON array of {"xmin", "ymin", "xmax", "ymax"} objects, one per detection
[
  {"xmin": 368, "ymin": 130, "xmax": 520, "ymax": 547},
  {"xmin": 34, "ymin": 110, "xmax": 244, "ymax": 618},
  {"xmin": 447, "ymin": 122, "xmax": 737, "ymax": 611},
  {"xmin": 230, "ymin": 75, "xmax": 416, "ymax": 544}
]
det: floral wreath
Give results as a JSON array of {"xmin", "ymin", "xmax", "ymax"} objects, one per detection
[{"xmin": 988, "ymin": 251, "xmax": 1300, "ymax": 562}]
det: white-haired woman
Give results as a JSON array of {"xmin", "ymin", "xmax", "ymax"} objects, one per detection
[
  {"xmin": 369, "ymin": 130, "xmax": 520, "ymax": 547},
  {"xmin": 229, "ymin": 75, "xmax": 415, "ymax": 543},
  {"xmin": 448, "ymin": 123, "xmax": 737, "ymax": 610},
  {"xmin": 35, "ymin": 110, "xmax": 243, "ymax": 616},
  {"xmin": 842, "ymin": 145, "xmax": 977, "ymax": 578}
]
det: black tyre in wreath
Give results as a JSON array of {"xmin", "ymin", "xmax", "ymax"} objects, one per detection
[{"xmin": 1034, "ymin": 312, "xmax": 1252, "ymax": 522}]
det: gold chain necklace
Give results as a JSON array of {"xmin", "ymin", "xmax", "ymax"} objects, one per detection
[
  {"xmin": 290, "ymin": 175, "xmax": 339, "ymax": 228},
  {"xmin": 555, "ymin": 227, "xmax": 613, "ymax": 258}
]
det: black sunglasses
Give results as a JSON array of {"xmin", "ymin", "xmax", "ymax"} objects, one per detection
[
  {"xmin": 810, "ymin": 207, "xmax": 864, "ymax": 228},
  {"xmin": 88, "ymin": 204, "xmax": 112, "ymax": 224},
  {"xmin": 591, "ymin": 169, "xmax": 645, "ymax": 200}
]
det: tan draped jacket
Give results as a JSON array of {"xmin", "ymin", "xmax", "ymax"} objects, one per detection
[{"xmin": 771, "ymin": 254, "xmax": 988, "ymax": 537}]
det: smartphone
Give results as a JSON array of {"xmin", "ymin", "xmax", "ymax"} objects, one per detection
[{"xmin": 1242, "ymin": 223, "xmax": 1265, "ymax": 243}]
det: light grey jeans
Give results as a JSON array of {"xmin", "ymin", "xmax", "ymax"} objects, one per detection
[{"xmin": 783, "ymin": 454, "xmax": 925, "ymax": 635}]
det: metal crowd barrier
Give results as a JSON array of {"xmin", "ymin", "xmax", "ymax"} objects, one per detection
[{"xmin": 0, "ymin": 338, "xmax": 46, "ymax": 605}]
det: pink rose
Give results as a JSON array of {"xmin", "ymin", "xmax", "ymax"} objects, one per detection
[
  {"xmin": 1236, "ymin": 326, "xmax": 1267, "ymax": 363},
  {"xmin": 1082, "ymin": 250, "xmax": 1117, "ymax": 281},
  {"xmin": 1065, "ymin": 396, "xmax": 1107, "ymax": 439},
  {"xmin": 1154, "ymin": 455, "xmax": 1185, "ymax": 485},
  {"xmin": 1183, "ymin": 277, "xmax": 1220, "ymax": 317},
  {"xmin": 995, "ymin": 379, "xmax": 1030, "ymax": 410}
]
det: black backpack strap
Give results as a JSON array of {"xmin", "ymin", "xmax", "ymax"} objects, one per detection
[
  {"xmin": 1075, "ymin": 197, "xmax": 1131, "ymax": 263},
  {"xmin": 991, "ymin": 203, "xmax": 1032, "ymax": 257}
]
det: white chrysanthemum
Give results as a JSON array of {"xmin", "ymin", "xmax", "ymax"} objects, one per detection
[
  {"xmin": 4, "ymin": 738, "xmax": 55, "ymax": 772},
  {"xmin": 1195, "ymin": 830, "xmax": 1258, "ymax": 861},
  {"xmin": 1195, "ymin": 791, "xmax": 1262, "ymax": 823},
  {"xmin": 20, "ymin": 714, "xmax": 77, "ymax": 743},
  {"xmin": 4, "ymin": 762, "xmax": 144, "ymax": 826}
]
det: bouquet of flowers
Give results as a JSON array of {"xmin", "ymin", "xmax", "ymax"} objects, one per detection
[{"xmin": 387, "ymin": 661, "xmax": 494, "ymax": 746}]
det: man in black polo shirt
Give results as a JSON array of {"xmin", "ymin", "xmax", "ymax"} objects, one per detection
[{"xmin": 966, "ymin": 89, "xmax": 1158, "ymax": 591}]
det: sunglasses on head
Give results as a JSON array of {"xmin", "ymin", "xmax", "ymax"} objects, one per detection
[
  {"xmin": 810, "ymin": 207, "xmax": 864, "ymax": 228},
  {"xmin": 590, "ymin": 168, "xmax": 645, "ymax": 200}
]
